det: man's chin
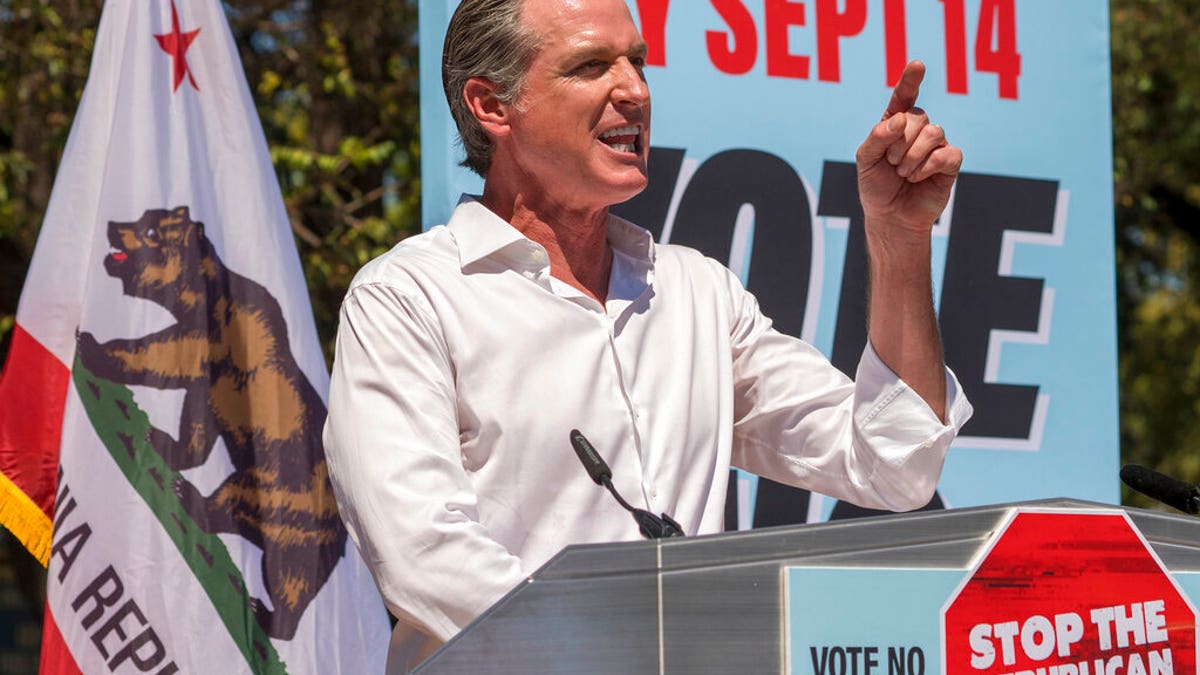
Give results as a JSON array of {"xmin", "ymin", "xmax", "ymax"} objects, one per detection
[{"xmin": 606, "ymin": 173, "xmax": 650, "ymax": 207}]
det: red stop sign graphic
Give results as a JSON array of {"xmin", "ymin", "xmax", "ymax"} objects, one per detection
[{"xmin": 943, "ymin": 511, "xmax": 1197, "ymax": 674}]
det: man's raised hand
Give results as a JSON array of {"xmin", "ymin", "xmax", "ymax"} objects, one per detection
[{"xmin": 856, "ymin": 60, "xmax": 962, "ymax": 237}]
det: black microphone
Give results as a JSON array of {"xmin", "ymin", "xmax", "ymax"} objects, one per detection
[
  {"xmin": 1120, "ymin": 464, "xmax": 1200, "ymax": 515},
  {"xmin": 569, "ymin": 429, "xmax": 684, "ymax": 539}
]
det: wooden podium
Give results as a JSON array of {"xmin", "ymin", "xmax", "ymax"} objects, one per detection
[{"xmin": 414, "ymin": 499, "xmax": 1200, "ymax": 674}]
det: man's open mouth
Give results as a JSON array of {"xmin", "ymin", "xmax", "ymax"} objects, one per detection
[{"xmin": 599, "ymin": 125, "xmax": 641, "ymax": 153}]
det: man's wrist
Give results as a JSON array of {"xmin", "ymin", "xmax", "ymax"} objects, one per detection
[{"xmin": 864, "ymin": 217, "xmax": 934, "ymax": 284}]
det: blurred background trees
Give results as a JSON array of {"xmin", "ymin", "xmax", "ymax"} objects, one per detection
[
  {"xmin": 1111, "ymin": 1, "xmax": 1200, "ymax": 504},
  {"xmin": 226, "ymin": 0, "xmax": 422, "ymax": 355}
]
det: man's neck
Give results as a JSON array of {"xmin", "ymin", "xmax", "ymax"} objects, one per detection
[{"xmin": 481, "ymin": 189, "xmax": 614, "ymax": 305}]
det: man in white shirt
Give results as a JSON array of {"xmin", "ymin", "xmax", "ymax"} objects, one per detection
[{"xmin": 322, "ymin": 0, "xmax": 973, "ymax": 670}]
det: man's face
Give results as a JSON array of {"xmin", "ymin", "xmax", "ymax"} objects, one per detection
[{"xmin": 498, "ymin": 0, "xmax": 650, "ymax": 211}]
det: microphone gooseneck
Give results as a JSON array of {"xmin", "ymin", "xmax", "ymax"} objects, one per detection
[{"xmin": 569, "ymin": 429, "xmax": 685, "ymax": 539}]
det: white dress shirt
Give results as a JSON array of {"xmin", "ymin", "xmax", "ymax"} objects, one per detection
[{"xmin": 323, "ymin": 197, "xmax": 972, "ymax": 669}]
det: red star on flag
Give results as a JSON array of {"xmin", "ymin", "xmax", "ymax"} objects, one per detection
[{"xmin": 154, "ymin": 0, "xmax": 201, "ymax": 92}]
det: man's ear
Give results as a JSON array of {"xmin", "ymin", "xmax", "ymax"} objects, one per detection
[{"xmin": 463, "ymin": 77, "xmax": 512, "ymax": 138}]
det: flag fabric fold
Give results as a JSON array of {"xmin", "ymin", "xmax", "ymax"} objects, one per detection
[
  {"xmin": 0, "ymin": 324, "xmax": 66, "ymax": 564},
  {"xmin": 0, "ymin": 1, "xmax": 391, "ymax": 672}
]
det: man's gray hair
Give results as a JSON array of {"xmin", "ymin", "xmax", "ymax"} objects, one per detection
[{"xmin": 442, "ymin": 0, "xmax": 541, "ymax": 177}]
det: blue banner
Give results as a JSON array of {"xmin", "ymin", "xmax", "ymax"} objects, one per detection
[{"xmin": 418, "ymin": 0, "xmax": 1117, "ymax": 523}]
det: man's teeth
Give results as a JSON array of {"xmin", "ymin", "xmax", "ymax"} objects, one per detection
[
  {"xmin": 600, "ymin": 125, "xmax": 640, "ymax": 139},
  {"xmin": 600, "ymin": 125, "xmax": 640, "ymax": 153}
]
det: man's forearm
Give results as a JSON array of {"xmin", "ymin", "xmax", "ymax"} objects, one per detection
[{"xmin": 864, "ymin": 222, "xmax": 947, "ymax": 421}]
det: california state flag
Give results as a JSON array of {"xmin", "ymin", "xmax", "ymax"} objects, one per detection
[{"xmin": 0, "ymin": 0, "xmax": 390, "ymax": 672}]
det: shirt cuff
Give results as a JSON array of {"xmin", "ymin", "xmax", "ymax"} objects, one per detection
[
  {"xmin": 855, "ymin": 341, "xmax": 973, "ymax": 436},
  {"xmin": 851, "ymin": 343, "xmax": 974, "ymax": 510}
]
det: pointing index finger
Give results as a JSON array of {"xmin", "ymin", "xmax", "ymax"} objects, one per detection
[{"xmin": 884, "ymin": 60, "xmax": 926, "ymax": 118}]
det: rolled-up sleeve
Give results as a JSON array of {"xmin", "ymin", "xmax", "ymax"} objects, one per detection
[
  {"xmin": 847, "ymin": 341, "xmax": 973, "ymax": 509},
  {"xmin": 728, "ymin": 271, "xmax": 973, "ymax": 512}
]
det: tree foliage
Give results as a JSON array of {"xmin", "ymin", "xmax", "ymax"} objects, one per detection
[
  {"xmin": 1111, "ymin": 0, "xmax": 1200, "ymax": 505},
  {"xmin": 227, "ymin": 0, "xmax": 421, "ymax": 357},
  {"xmin": 0, "ymin": 0, "xmax": 101, "ymax": 353}
]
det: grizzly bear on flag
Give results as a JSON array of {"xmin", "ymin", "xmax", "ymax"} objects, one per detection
[{"xmin": 76, "ymin": 205, "xmax": 346, "ymax": 641}]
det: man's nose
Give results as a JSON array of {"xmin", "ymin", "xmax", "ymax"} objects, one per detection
[{"xmin": 612, "ymin": 58, "xmax": 649, "ymax": 107}]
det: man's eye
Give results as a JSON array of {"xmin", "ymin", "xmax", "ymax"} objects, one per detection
[{"xmin": 630, "ymin": 57, "xmax": 646, "ymax": 69}]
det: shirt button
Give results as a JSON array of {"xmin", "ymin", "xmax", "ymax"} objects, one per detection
[
  {"xmin": 531, "ymin": 250, "xmax": 546, "ymax": 263},
  {"xmin": 649, "ymin": 485, "xmax": 658, "ymax": 498}
]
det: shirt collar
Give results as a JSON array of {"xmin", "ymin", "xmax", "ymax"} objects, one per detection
[
  {"xmin": 446, "ymin": 196, "xmax": 532, "ymax": 270},
  {"xmin": 606, "ymin": 213, "xmax": 656, "ymax": 267},
  {"xmin": 446, "ymin": 194, "xmax": 657, "ymax": 272}
]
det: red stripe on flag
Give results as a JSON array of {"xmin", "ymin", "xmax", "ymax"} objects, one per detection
[
  {"xmin": 0, "ymin": 322, "xmax": 69, "ymax": 563},
  {"xmin": 38, "ymin": 606, "xmax": 82, "ymax": 675}
]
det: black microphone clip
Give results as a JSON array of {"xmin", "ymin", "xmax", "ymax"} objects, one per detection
[
  {"xmin": 631, "ymin": 508, "xmax": 685, "ymax": 539},
  {"xmin": 570, "ymin": 429, "xmax": 685, "ymax": 540}
]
